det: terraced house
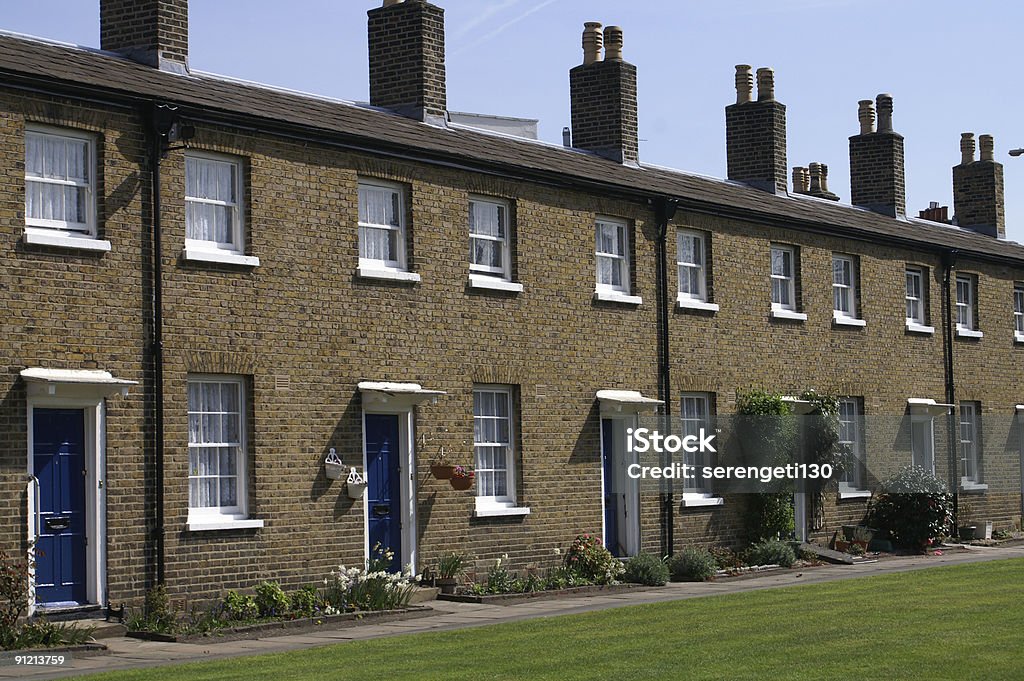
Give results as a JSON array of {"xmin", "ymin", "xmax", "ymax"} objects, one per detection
[{"xmin": 1, "ymin": 0, "xmax": 1022, "ymax": 613}]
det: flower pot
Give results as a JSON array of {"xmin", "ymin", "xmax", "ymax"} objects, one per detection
[
  {"xmin": 450, "ymin": 476, "xmax": 474, "ymax": 491},
  {"xmin": 324, "ymin": 448, "xmax": 346, "ymax": 480},
  {"xmin": 436, "ymin": 577, "xmax": 457, "ymax": 595},
  {"xmin": 346, "ymin": 468, "xmax": 367, "ymax": 499},
  {"xmin": 431, "ymin": 464, "xmax": 454, "ymax": 480}
]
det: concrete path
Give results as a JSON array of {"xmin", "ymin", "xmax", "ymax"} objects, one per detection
[{"xmin": 8, "ymin": 543, "xmax": 1024, "ymax": 680}]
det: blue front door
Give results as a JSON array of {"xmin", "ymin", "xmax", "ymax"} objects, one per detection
[
  {"xmin": 365, "ymin": 414, "xmax": 402, "ymax": 573},
  {"xmin": 33, "ymin": 409, "xmax": 88, "ymax": 605}
]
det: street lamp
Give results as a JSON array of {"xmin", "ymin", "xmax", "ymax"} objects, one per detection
[{"xmin": 1010, "ymin": 148, "xmax": 1024, "ymax": 157}]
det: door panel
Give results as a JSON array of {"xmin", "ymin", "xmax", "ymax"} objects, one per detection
[
  {"xmin": 33, "ymin": 409, "xmax": 87, "ymax": 605},
  {"xmin": 365, "ymin": 413, "xmax": 402, "ymax": 572},
  {"xmin": 601, "ymin": 418, "xmax": 624, "ymax": 556}
]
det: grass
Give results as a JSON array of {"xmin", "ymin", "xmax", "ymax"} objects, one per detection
[{"xmin": 89, "ymin": 558, "xmax": 1024, "ymax": 681}]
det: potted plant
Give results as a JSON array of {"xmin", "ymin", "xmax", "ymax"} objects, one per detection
[
  {"xmin": 450, "ymin": 465, "xmax": 475, "ymax": 491},
  {"xmin": 435, "ymin": 552, "xmax": 468, "ymax": 594},
  {"xmin": 430, "ymin": 450, "xmax": 454, "ymax": 480}
]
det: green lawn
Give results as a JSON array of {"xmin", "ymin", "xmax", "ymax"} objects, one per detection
[{"xmin": 89, "ymin": 558, "xmax": 1024, "ymax": 681}]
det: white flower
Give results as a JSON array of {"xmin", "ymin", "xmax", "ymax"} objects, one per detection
[{"xmin": 553, "ymin": 548, "xmax": 561, "ymax": 556}]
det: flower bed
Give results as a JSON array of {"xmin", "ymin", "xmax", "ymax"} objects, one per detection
[
  {"xmin": 437, "ymin": 583, "xmax": 648, "ymax": 605},
  {"xmin": 127, "ymin": 607, "xmax": 433, "ymax": 643}
]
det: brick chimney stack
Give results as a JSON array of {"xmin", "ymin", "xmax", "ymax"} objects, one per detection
[
  {"xmin": 953, "ymin": 133, "xmax": 1005, "ymax": 238},
  {"xmin": 725, "ymin": 65, "xmax": 788, "ymax": 194},
  {"xmin": 569, "ymin": 23, "xmax": 639, "ymax": 165},
  {"xmin": 100, "ymin": 0, "xmax": 189, "ymax": 74},
  {"xmin": 849, "ymin": 94, "xmax": 906, "ymax": 217},
  {"xmin": 367, "ymin": 0, "xmax": 447, "ymax": 124}
]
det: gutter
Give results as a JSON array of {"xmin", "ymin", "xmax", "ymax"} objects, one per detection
[{"xmin": 654, "ymin": 198, "xmax": 679, "ymax": 558}]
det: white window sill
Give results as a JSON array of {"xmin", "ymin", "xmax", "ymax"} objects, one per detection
[
  {"xmin": 960, "ymin": 482, "xmax": 988, "ymax": 493},
  {"xmin": 838, "ymin": 489, "xmax": 872, "ymax": 500},
  {"xmin": 357, "ymin": 266, "xmax": 421, "ymax": 283},
  {"xmin": 680, "ymin": 495, "xmax": 724, "ymax": 508},
  {"xmin": 183, "ymin": 247, "xmax": 260, "ymax": 267},
  {"xmin": 469, "ymin": 274, "xmax": 523, "ymax": 293},
  {"xmin": 956, "ymin": 328, "xmax": 984, "ymax": 339},
  {"xmin": 594, "ymin": 290, "xmax": 642, "ymax": 306},
  {"xmin": 1015, "ymin": 332, "xmax": 1024, "ymax": 344},
  {"xmin": 770, "ymin": 308, "xmax": 807, "ymax": 321},
  {"xmin": 833, "ymin": 315, "xmax": 866, "ymax": 328},
  {"xmin": 473, "ymin": 505, "xmax": 531, "ymax": 518},
  {"xmin": 906, "ymin": 322, "xmax": 935, "ymax": 335},
  {"xmin": 187, "ymin": 518, "xmax": 265, "ymax": 532},
  {"xmin": 24, "ymin": 229, "xmax": 111, "ymax": 252},
  {"xmin": 676, "ymin": 296, "xmax": 719, "ymax": 313}
]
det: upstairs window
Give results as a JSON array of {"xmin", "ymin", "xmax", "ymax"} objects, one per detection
[
  {"xmin": 1014, "ymin": 284, "xmax": 1024, "ymax": 340},
  {"xmin": 832, "ymin": 254, "xmax": 859, "ymax": 321},
  {"xmin": 358, "ymin": 180, "xmax": 407, "ymax": 271},
  {"xmin": 770, "ymin": 245, "xmax": 796, "ymax": 311},
  {"xmin": 955, "ymin": 274, "xmax": 979, "ymax": 335},
  {"xmin": 469, "ymin": 197, "xmax": 511, "ymax": 279},
  {"xmin": 25, "ymin": 127, "xmax": 95, "ymax": 235},
  {"xmin": 906, "ymin": 267, "xmax": 926, "ymax": 325},
  {"xmin": 185, "ymin": 153, "xmax": 244, "ymax": 253},
  {"xmin": 595, "ymin": 217, "xmax": 630, "ymax": 294},
  {"xmin": 677, "ymin": 230, "xmax": 708, "ymax": 302}
]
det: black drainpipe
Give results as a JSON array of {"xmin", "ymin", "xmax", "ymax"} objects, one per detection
[
  {"xmin": 941, "ymin": 250, "xmax": 958, "ymax": 530},
  {"xmin": 147, "ymin": 104, "xmax": 176, "ymax": 586},
  {"xmin": 654, "ymin": 198, "xmax": 679, "ymax": 558}
]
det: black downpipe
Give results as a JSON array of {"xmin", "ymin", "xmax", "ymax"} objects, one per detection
[
  {"xmin": 655, "ymin": 198, "xmax": 679, "ymax": 558},
  {"xmin": 941, "ymin": 250, "xmax": 959, "ymax": 530},
  {"xmin": 147, "ymin": 104, "xmax": 170, "ymax": 586}
]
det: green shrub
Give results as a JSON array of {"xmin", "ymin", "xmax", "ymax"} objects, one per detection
[
  {"xmin": 622, "ymin": 553, "xmax": 669, "ymax": 586},
  {"xmin": 0, "ymin": 548, "xmax": 31, "ymax": 648},
  {"xmin": 746, "ymin": 539, "xmax": 796, "ymax": 568},
  {"xmin": 222, "ymin": 591, "xmax": 259, "ymax": 622},
  {"xmin": 126, "ymin": 584, "xmax": 178, "ymax": 633},
  {"xmin": 436, "ymin": 552, "xmax": 469, "ymax": 580},
  {"xmin": 254, "ymin": 581, "xmax": 290, "ymax": 618},
  {"xmin": 542, "ymin": 565, "xmax": 593, "ymax": 591},
  {"xmin": 668, "ymin": 547, "xmax": 717, "ymax": 582},
  {"xmin": 564, "ymin": 535, "xmax": 624, "ymax": 585},
  {"xmin": 709, "ymin": 546, "xmax": 743, "ymax": 570},
  {"xmin": 15, "ymin": 619, "xmax": 94, "ymax": 648},
  {"xmin": 867, "ymin": 466, "xmax": 953, "ymax": 550},
  {"xmin": 290, "ymin": 585, "xmax": 320, "ymax": 618}
]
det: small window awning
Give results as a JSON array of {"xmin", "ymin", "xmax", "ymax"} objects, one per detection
[
  {"xmin": 1015, "ymin": 404, "xmax": 1024, "ymax": 413},
  {"xmin": 907, "ymin": 398, "xmax": 953, "ymax": 416},
  {"xmin": 782, "ymin": 396, "xmax": 815, "ymax": 415},
  {"xmin": 21, "ymin": 368, "xmax": 137, "ymax": 398},
  {"xmin": 596, "ymin": 390, "xmax": 663, "ymax": 415},
  {"xmin": 358, "ymin": 381, "xmax": 446, "ymax": 408}
]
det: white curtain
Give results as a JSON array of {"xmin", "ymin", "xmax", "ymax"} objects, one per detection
[
  {"xmin": 186, "ymin": 157, "xmax": 236, "ymax": 244},
  {"xmin": 25, "ymin": 133, "xmax": 88, "ymax": 226}
]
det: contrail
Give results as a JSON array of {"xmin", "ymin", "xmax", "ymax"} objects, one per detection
[
  {"xmin": 452, "ymin": 0, "xmax": 561, "ymax": 57},
  {"xmin": 451, "ymin": 0, "xmax": 525, "ymax": 41}
]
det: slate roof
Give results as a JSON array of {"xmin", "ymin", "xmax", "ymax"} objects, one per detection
[{"xmin": 1, "ymin": 31, "xmax": 1021, "ymax": 264}]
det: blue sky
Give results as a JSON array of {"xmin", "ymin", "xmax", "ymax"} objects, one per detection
[{"xmin": 5, "ymin": 1, "xmax": 1023, "ymax": 241}]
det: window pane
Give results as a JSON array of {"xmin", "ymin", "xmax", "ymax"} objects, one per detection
[
  {"xmin": 771, "ymin": 248, "xmax": 790, "ymax": 277},
  {"xmin": 471, "ymin": 238, "xmax": 502, "ymax": 268}
]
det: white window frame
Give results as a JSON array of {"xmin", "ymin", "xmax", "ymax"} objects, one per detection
[
  {"xmin": 677, "ymin": 230, "xmax": 706, "ymax": 302},
  {"xmin": 595, "ymin": 216, "xmax": 632, "ymax": 296},
  {"xmin": 469, "ymin": 196, "xmax": 511, "ymax": 279},
  {"xmin": 955, "ymin": 274, "xmax": 982, "ymax": 337},
  {"xmin": 770, "ymin": 245, "xmax": 805, "ymax": 319},
  {"xmin": 473, "ymin": 385, "xmax": 523, "ymax": 514},
  {"xmin": 186, "ymin": 375, "xmax": 261, "ymax": 531},
  {"xmin": 24, "ymin": 125, "xmax": 107, "ymax": 250},
  {"xmin": 358, "ymin": 179, "xmax": 417, "ymax": 280},
  {"xmin": 1014, "ymin": 284, "xmax": 1024, "ymax": 342},
  {"xmin": 959, "ymin": 402, "xmax": 986, "ymax": 490},
  {"xmin": 679, "ymin": 393, "xmax": 722, "ymax": 506},
  {"xmin": 832, "ymin": 254, "xmax": 862, "ymax": 325},
  {"xmin": 838, "ymin": 398, "xmax": 869, "ymax": 497},
  {"xmin": 184, "ymin": 151, "xmax": 245, "ymax": 257},
  {"xmin": 905, "ymin": 266, "xmax": 933, "ymax": 333}
]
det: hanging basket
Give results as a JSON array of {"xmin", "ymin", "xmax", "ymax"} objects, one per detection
[
  {"xmin": 450, "ymin": 475, "xmax": 474, "ymax": 491},
  {"xmin": 346, "ymin": 467, "xmax": 368, "ymax": 499},
  {"xmin": 431, "ymin": 464, "xmax": 454, "ymax": 480},
  {"xmin": 324, "ymin": 449, "xmax": 346, "ymax": 480}
]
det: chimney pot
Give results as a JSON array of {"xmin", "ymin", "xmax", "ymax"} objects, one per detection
[
  {"xmin": 857, "ymin": 99, "xmax": 875, "ymax": 135},
  {"xmin": 808, "ymin": 162, "xmax": 823, "ymax": 193},
  {"xmin": 960, "ymin": 132, "xmax": 976, "ymax": 165},
  {"xmin": 382, "ymin": 0, "xmax": 404, "ymax": 5},
  {"xmin": 562, "ymin": 127, "xmax": 572, "ymax": 147},
  {"xmin": 735, "ymin": 65, "xmax": 753, "ymax": 104},
  {"xmin": 979, "ymin": 134, "xmax": 995, "ymax": 162},
  {"xmin": 756, "ymin": 68, "xmax": 775, "ymax": 101},
  {"xmin": 876, "ymin": 94, "xmax": 894, "ymax": 133},
  {"xmin": 603, "ymin": 26, "xmax": 623, "ymax": 61},
  {"xmin": 582, "ymin": 22, "xmax": 603, "ymax": 65},
  {"xmin": 792, "ymin": 166, "xmax": 810, "ymax": 193},
  {"xmin": 820, "ymin": 163, "xmax": 832, "ymax": 194}
]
